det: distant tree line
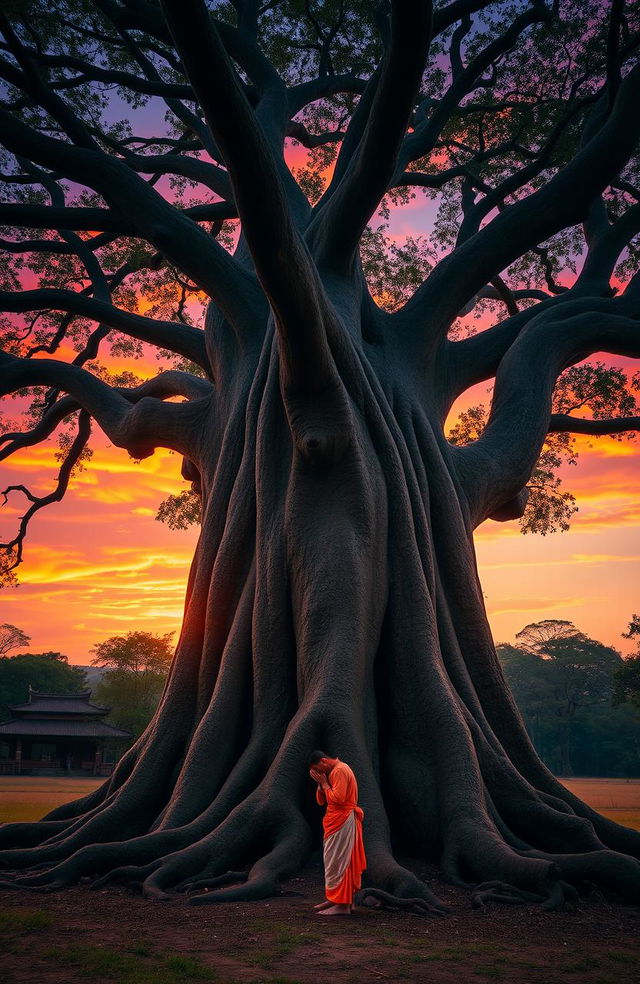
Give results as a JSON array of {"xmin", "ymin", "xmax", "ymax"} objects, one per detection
[
  {"xmin": 1, "ymin": 618, "xmax": 638, "ymax": 776},
  {"xmin": 498, "ymin": 618, "xmax": 640, "ymax": 777},
  {"xmin": 0, "ymin": 625, "xmax": 173, "ymax": 740}
]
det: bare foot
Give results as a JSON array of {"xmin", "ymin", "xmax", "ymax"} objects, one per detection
[
  {"xmin": 318, "ymin": 904, "xmax": 351, "ymax": 916},
  {"xmin": 313, "ymin": 900, "xmax": 332, "ymax": 910}
]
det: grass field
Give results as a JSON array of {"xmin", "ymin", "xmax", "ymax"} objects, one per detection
[
  {"xmin": 0, "ymin": 775, "xmax": 639, "ymax": 827},
  {"xmin": 561, "ymin": 778, "xmax": 640, "ymax": 830}
]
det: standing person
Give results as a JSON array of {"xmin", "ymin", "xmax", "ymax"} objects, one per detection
[{"xmin": 309, "ymin": 750, "xmax": 366, "ymax": 915}]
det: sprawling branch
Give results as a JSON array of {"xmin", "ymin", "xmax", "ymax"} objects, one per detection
[
  {"xmin": 452, "ymin": 303, "xmax": 640, "ymax": 527},
  {"xmin": 395, "ymin": 3, "xmax": 548, "ymax": 176},
  {"xmin": 1, "ymin": 411, "xmax": 91, "ymax": 577},
  {"xmin": 288, "ymin": 74, "xmax": 367, "ymax": 116},
  {"xmin": 101, "ymin": 145, "xmax": 233, "ymax": 202},
  {"xmin": 431, "ymin": 0, "xmax": 496, "ymax": 36},
  {"xmin": 0, "ymin": 350, "xmax": 208, "ymax": 461},
  {"xmin": 0, "ymin": 372, "xmax": 211, "ymax": 468},
  {"xmin": 401, "ymin": 62, "xmax": 640, "ymax": 343},
  {"xmin": 0, "ymin": 397, "xmax": 78, "ymax": 462},
  {"xmin": 443, "ymin": 290, "xmax": 615, "ymax": 406},
  {"xmin": 0, "ymin": 201, "xmax": 236, "ymax": 234},
  {"xmin": 577, "ymin": 202, "xmax": 640, "ymax": 291},
  {"xmin": 161, "ymin": 0, "xmax": 336, "ymax": 394},
  {"xmin": 312, "ymin": 1, "xmax": 433, "ymax": 273},
  {"xmin": 0, "ymin": 111, "xmax": 257, "ymax": 327},
  {"xmin": 548, "ymin": 413, "xmax": 640, "ymax": 436},
  {"xmin": 0, "ymin": 289, "xmax": 210, "ymax": 373},
  {"xmin": 454, "ymin": 94, "xmax": 592, "ymax": 246}
]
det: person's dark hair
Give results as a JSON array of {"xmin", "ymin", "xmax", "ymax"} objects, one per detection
[{"xmin": 308, "ymin": 749, "xmax": 330, "ymax": 768}]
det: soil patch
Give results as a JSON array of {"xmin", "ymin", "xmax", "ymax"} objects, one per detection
[{"xmin": 1, "ymin": 864, "xmax": 638, "ymax": 984}]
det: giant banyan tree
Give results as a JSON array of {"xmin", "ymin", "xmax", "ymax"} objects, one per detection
[{"xmin": 0, "ymin": 0, "xmax": 640, "ymax": 910}]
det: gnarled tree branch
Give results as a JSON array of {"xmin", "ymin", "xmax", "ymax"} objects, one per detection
[
  {"xmin": 0, "ymin": 201, "xmax": 237, "ymax": 234},
  {"xmin": 400, "ymin": 62, "xmax": 640, "ymax": 345},
  {"xmin": 312, "ymin": 1, "xmax": 433, "ymax": 274},
  {"xmin": 160, "ymin": 0, "xmax": 336, "ymax": 395},
  {"xmin": 0, "ymin": 110, "xmax": 257, "ymax": 327},
  {"xmin": 0, "ymin": 351, "xmax": 207, "ymax": 461},
  {"xmin": 452, "ymin": 303, "xmax": 640, "ymax": 527},
  {"xmin": 548, "ymin": 413, "xmax": 640, "ymax": 435},
  {"xmin": 0, "ymin": 289, "xmax": 210, "ymax": 373},
  {"xmin": 1, "ymin": 411, "xmax": 92, "ymax": 578}
]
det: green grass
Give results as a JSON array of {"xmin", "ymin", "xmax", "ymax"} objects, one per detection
[
  {"xmin": 242, "ymin": 920, "xmax": 322, "ymax": 967},
  {"xmin": 44, "ymin": 944, "xmax": 215, "ymax": 983},
  {"xmin": 415, "ymin": 942, "xmax": 507, "ymax": 963},
  {"xmin": 0, "ymin": 908, "xmax": 53, "ymax": 932},
  {"xmin": 606, "ymin": 951, "xmax": 640, "ymax": 966}
]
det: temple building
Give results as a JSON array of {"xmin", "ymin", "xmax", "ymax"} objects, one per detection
[{"xmin": 0, "ymin": 687, "xmax": 131, "ymax": 776}]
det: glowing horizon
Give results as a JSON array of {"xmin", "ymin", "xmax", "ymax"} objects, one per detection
[{"xmin": 1, "ymin": 383, "xmax": 637, "ymax": 665}]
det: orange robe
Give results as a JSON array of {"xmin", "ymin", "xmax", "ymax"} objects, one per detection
[{"xmin": 316, "ymin": 760, "xmax": 366, "ymax": 904}]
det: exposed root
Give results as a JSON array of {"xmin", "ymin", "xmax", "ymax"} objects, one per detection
[
  {"xmin": 520, "ymin": 847, "xmax": 640, "ymax": 903},
  {"xmin": 365, "ymin": 853, "xmax": 450, "ymax": 914},
  {"xmin": 0, "ymin": 821, "xmax": 68, "ymax": 849},
  {"xmin": 1, "ymin": 879, "xmax": 67, "ymax": 893},
  {"xmin": 471, "ymin": 878, "xmax": 578, "ymax": 911},
  {"xmin": 472, "ymin": 880, "xmax": 543, "ymax": 909},
  {"xmin": 188, "ymin": 871, "xmax": 278, "ymax": 904},
  {"xmin": 356, "ymin": 887, "xmax": 447, "ymax": 916},
  {"xmin": 90, "ymin": 862, "xmax": 162, "ymax": 890},
  {"xmin": 177, "ymin": 870, "xmax": 248, "ymax": 893}
]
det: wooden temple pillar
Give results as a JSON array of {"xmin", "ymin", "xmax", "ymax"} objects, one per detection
[{"xmin": 93, "ymin": 744, "xmax": 103, "ymax": 776}]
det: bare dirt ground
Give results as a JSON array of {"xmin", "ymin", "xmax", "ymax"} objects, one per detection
[
  {"xmin": 1, "ymin": 780, "xmax": 638, "ymax": 982},
  {"xmin": 1, "ymin": 863, "xmax": 638, "ymax": 984}
]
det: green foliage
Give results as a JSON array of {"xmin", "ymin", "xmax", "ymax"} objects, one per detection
[
  {"xmin": 92, "ymin": 631, "xmax": 174, "ymax": 738},
  {"xmin": 0, "ymin": 652, "xmax": 87, "ymax": 722},
  {"xmin": 91, "ymin": 630, "xmax": 174, "ymax": 674},
  {"xmin": 497, "ymin": 620, "xmax": 638, "ymax": 777},
  {"xmin": 156, "ymin": 488, "xmax": 201, "ymax": 530},
  {"xmin": 360, "ymin": 223, "xmax": 435, "ymax": 312},
  {"xmin": 613, "ymin": 614, "xmax": 640, "ymax": 714}
]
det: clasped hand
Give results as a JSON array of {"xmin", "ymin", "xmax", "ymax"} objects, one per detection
[{"xmin": 309, "ymin": 767, "xmax": 329, "ymax": 789}]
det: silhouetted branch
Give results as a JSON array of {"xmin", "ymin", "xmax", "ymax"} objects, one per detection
[
  {"xmin": 161, "ymin": 0, "xmax": 336, "ymax": 394},
  {"xmin": 453, "ymin": 304, "xmax": 640, "ymax": 526},
  {"xmin": 0, "ymin": 289, "xmax": 210, "ymax": 372},
  {"xmin": 548, "ymin": 414, "xmax": 640, "ymax": 435},
  {"xmin": 401, "ymin": 62, "xmax": 640, "ymax": 344},
  {"xmin": 313, "ymin": 1, "xmax": 433, "ymax": 273},
  {"xmin": 0, "ymin": 111, "xmax": 255, "ymax": 325}
]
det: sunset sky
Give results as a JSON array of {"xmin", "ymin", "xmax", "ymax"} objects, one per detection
[{"xmin": 0, "ymin": 133, "xmax": 638, "ymax": 666}]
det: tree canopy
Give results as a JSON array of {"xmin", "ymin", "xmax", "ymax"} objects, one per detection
[
  {"xmin": 0, "ymin": 651, "xmax": 86, "ymax": 721},
  {"xmin": 0, "ymin": 623, "xmax": 30, "ymax": 657},
  {"xmin": 613, "ymin": 614, "xmax": 640, "ymax": 714},
  {"xmin": 92, "ymin": 631, "xmax": 174, "ymax": 736},
  {"xmin": 498, "ymin": 620, "xmax": 637, "ymax": 777}
]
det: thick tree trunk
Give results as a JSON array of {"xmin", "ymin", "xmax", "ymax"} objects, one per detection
[{"xmin": 1, "ymin": 299, "xmax": 639, "ymax": 910}]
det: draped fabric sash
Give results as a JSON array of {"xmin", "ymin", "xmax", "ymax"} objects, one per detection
[{"xmin": 323, "ymin": 810, "xmax": 356, "ymax": 890}]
